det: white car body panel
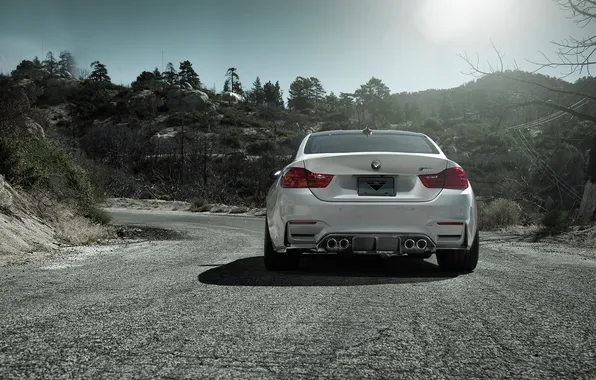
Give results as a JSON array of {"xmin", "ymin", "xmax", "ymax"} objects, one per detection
[{"xmin": 265, "ymin": 129, "xmax": 478, "ymax": 257}]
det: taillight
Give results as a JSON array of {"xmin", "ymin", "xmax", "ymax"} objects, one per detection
[
  {"xmin": 419, "ymin": 167, "xmax": 468, "ymax": 189},
  {"xmin": 281, "ymin": 167, "xmax": 333, "ymax": 188}
]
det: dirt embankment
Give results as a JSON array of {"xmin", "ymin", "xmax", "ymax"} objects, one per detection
[{"xmin": 0, "ymin": 175, "xmax": 111, "ymax": 267}]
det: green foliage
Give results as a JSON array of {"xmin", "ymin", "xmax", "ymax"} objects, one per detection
[
  {"xmin": 58, "ymin": 50, "xmax": 76, "ymax": 75},
  {"xmin": 422, "ymin": 118, "xmax": 442, "ymax": 131},
  {"xmin": 89, "ymin": 61, "xmax": 111, "ymax": 82},
  {"xmin": 251, "ymin": 76, "xmax": 265, "ymax": 105},
  {"xmin": 0, "ymin": 135, "xmax": 107, "ymax": 223},
  {"xmin": 263, "ymin": 80, "xmax": 283, "ymax": 107},
  {"xmin": 164, "ymin": 62, "xmax": 178, "ymax": 85},
  {"xmin": 541, "ymin": 210, "xmax": 571, "ymax": 233},
  {"xmin": 11, "ymin": 59, "xmax": 43, "ymax": 80},
  {"xmin": 179, "ymin": 60, "xmax": 200, "ymax": 88},
  {"xmin": 224, "ymin": 67, "xmax": 243, "ymax": 95},
  {"xmin": 136, "ymin": 71, "xmax": 156, "ymax": 82},
  {"xmin": 288, "ymin": 76, "xmax": 323, "ymax": 111},
  {"xmin": 43, "ymin": 51, "xmax": 59, "ymax": 76},
  {"xmin": 167, "ymin": 112, "xmax": 209, "ymax": 128},
  {"xmin": 246, "ymin": 140, "xmax": 275, "ymax": 155},
  {"xmin": 478, "ymin": 198, "xmax": 522, "ymax": 230},
  {"xmin": 220, "ymin": 133, "xmax": 242, "ymax": 150},
  {"xmin": 189, "ymin": 197, "xmax": 211, "ymax": 212}
]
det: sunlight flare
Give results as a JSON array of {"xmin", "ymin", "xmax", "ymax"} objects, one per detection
[{"xmin": 415, "ymin": 0, "xmax": 508, "ymax": 43}]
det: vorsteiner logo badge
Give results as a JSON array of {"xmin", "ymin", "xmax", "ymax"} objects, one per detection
[{"xmin": 371, "ymin": 160, "xmax": 381, "ymax": 171}]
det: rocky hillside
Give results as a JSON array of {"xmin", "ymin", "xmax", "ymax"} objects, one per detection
[
  {"xmin": 4, "ymin": 56, "xmax": 596, "ymax": 229},
  {"xmin": 0, "ymin": 76, "xmax": 111, "ymax": 263}
]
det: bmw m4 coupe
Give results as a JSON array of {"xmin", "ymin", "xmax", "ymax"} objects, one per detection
[{"xmin": 264, "ymin": 128, "xmax": 479, "ymax": 272}]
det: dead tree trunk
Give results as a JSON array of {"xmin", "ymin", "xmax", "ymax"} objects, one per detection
[{"xmin": 578, "ymin": 137, "xmax": 596, "ymax": 223}]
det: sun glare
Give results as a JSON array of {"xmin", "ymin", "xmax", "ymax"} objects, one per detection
[{"xmin": 415, "ymin": 0, "xmax": 507, "ymax": 44}]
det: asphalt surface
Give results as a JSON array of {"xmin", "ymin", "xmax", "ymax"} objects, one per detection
[{"xmin": 1, "ymin": 209, "xmax": 595, "ymax": 379}]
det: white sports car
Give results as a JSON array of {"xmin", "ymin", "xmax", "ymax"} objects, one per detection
[{"xmin": 264, "ymin": 128, "xmax": 479, "ymax": 272}]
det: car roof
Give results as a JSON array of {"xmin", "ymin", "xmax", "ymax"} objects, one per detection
[{"xmin": 308, "ymin": 129, "xmax": 426, "ymax": 137}]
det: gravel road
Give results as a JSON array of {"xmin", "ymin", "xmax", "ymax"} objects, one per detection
[{"xmin": 0, "ymin": 208, "xmax": 595, "ymax": 379}]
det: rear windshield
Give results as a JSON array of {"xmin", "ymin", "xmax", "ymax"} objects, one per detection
[{"xmin": 304, "ymin": 133, "xmax": 440, "ymax": 154}]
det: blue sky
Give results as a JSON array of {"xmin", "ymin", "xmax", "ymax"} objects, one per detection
[{"xmin": 1, "ymin": 0, "xmax": 593, "ymax": 97}]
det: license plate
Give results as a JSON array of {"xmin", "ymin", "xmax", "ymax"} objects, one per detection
[{"xmin": 357, "ymin": 177, "xmax": 395, "ymax": 196}]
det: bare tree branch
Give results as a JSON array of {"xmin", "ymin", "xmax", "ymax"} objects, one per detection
[
  {"xmin": 507, "ymin": 99, "xmax": 596, "ymax": 123},
  {"xmin": 458, "ymin": 52, "xmax": 596, "ymax": 102}
]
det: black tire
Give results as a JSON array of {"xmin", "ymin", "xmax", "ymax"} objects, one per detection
[
  {"xmin": 436, "ymin": 230, "xmax": 479, "ymax": 272},
  {"xmin": 264, "ymin": 217, "xmax": 299, "ymax": 271}
]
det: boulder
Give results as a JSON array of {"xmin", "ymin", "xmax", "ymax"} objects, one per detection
[
  {"xmin": 165, "ymin": 88, "xmax": 210, "ymax": 112},
  {"xmin": 22, "ymin": 117, "xmax": 45, "ymax": 138},
  {"xmin": 149, "ymin": 127, "xmax": 179, "ymax": 154},
  {"xmin": 221, "ymin": 92, "xmax": 245, "ymax": 104}
]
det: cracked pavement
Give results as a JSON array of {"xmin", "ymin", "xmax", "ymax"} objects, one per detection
[{"xmin": 1, "ymin": 209, "xmax": 595, "ymax": 379}]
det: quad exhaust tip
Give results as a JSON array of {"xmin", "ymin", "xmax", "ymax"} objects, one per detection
[
  {"xmin": 416, "ymin": 239, "xmax": 428, "ymax": 250},
  {"xmin": 404, "ymin": 239, "xmax": 415, "ymax": 250},
  {"xmin": 326, "ymin": 238, "xmax": 338, "ymax": 250},
  {"xmin": 339, "ymin": 238, "xmax": 350, "ymax": 250}
]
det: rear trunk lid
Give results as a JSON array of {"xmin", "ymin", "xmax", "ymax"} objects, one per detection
[{"xmin": 303, "ymin": 152, "xmax": 448, "ymax": 202}]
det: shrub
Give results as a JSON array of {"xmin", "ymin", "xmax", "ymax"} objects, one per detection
[
  {"xmin": 0, "ymin": 135, "xmax": 108, "ymax": 224},
  {"xmin": 478, "ymin": 198, "xmax": 522, "ymax": 230},
  {"xmin": 189, "ymin": 197, "xmax": 210, "ymax": 212},
  {"xmin": 541, "ymin": 210, "xmax": 571, "ymax": 233},
  {"xmin": 246, "ymin": 140, "xmax": 275, "ymax": 155}
]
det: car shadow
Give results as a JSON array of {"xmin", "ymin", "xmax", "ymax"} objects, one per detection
[{"xmin": 197, "ymin": 255, "xmax": 460, "ymax": 287}]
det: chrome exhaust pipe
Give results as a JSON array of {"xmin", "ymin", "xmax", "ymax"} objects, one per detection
[
  {"xmin": 404, "ymin": 239, "xmax": 415, "ymax": 250},
  {"xmin": 326, "ymin": 238, "xmax": 338, "ymax": 250},
  {"xmin": 339, "ymin": 238, "xmax": 350, "ymax": 250},
  {"xmin": 416, "ymin": 239, "xmax": 428, "ymax": 250}
]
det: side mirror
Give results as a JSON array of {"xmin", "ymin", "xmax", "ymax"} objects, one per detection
[{"xmin": 269, "ymin": 169, "xmax": 282, "ymax": 180}]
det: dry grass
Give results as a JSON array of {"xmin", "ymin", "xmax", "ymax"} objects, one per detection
[
  {"xmin": 53, "ymin": 210, "xmax": 113, "ymax": 246},
  {"xmin": 478, "ymin": 198, "xmax": 522, "ymax": 231},
  {"xmin": 0, "ymin": 178, "xmax": 113, "ymax": 267},
  {"xmin": 102, "ymin": 197, "xmax": 191, "ymax": 212}
]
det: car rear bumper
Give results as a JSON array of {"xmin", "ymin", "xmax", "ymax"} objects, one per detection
[{"xmin": 267, "ymin": 188, "xmax": 477, "ymax": 255}]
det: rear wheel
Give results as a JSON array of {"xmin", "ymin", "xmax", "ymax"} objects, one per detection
[
  {"xmin": 436, "ymin": 230, "xmax": 479, "ymax": 272},
  {"xmin": 264, "ymin": 218, "xmax": 299, "ymax": 271}
]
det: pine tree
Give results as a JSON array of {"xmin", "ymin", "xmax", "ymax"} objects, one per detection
[
  {"xmin": 310, "ymin": 77, "xmax": 326, "ymax": 111},
  {"xmin": 89, "ymin": 61, "xmax": 111, "ymax": 82},
  {"xmin": 251, "ymin": 76, "xmax": 265, "ymax": 105},
  {"xmin": 178, "ymin": 60, "xmax": 200, "ymax": 88},
  {"xmin": 287, "ymin": 77, "xmax": 314, "ymax": 111},
  {"xmin": 58, "ymin": 50, "xmax": 76, "ymax": 76},
  {"xmin": 324, "ymin": 92, "xmax": 338, "ymax": 112},
  {"xmin": 233, "ymin": 80, "xmax": 243, "ymax": 95},
  {"xmin": 339, "ymin": 92, "xmax": 354, "ymax": 117},
  {"xmin": 152, "ymin": 67, "xmax": 162, "ymax": 80},
  {"xmin": 274, "ymin": 81, "xmax": 284, "ymax": 107},
  {"xmin": 263, "ymin": 81, "xmax": 276, "ymax": 106},
  {"xmin": 42, "ymin": 51, "xmax": 59, "ymax": 75},
  {"xmin": 164, "ymin": 62, "xmax": 178, "ymax": 85},
  {"xmin": 32, "ymin": 56, "xmax": 42, "ymax": 68},
  {"xmin": 224, "ymin": 67, "xmax": 242, "ymax": 95},
  {"xmin": 136, "ymin": 71, "xmax": 155, "ymax": 82}
]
